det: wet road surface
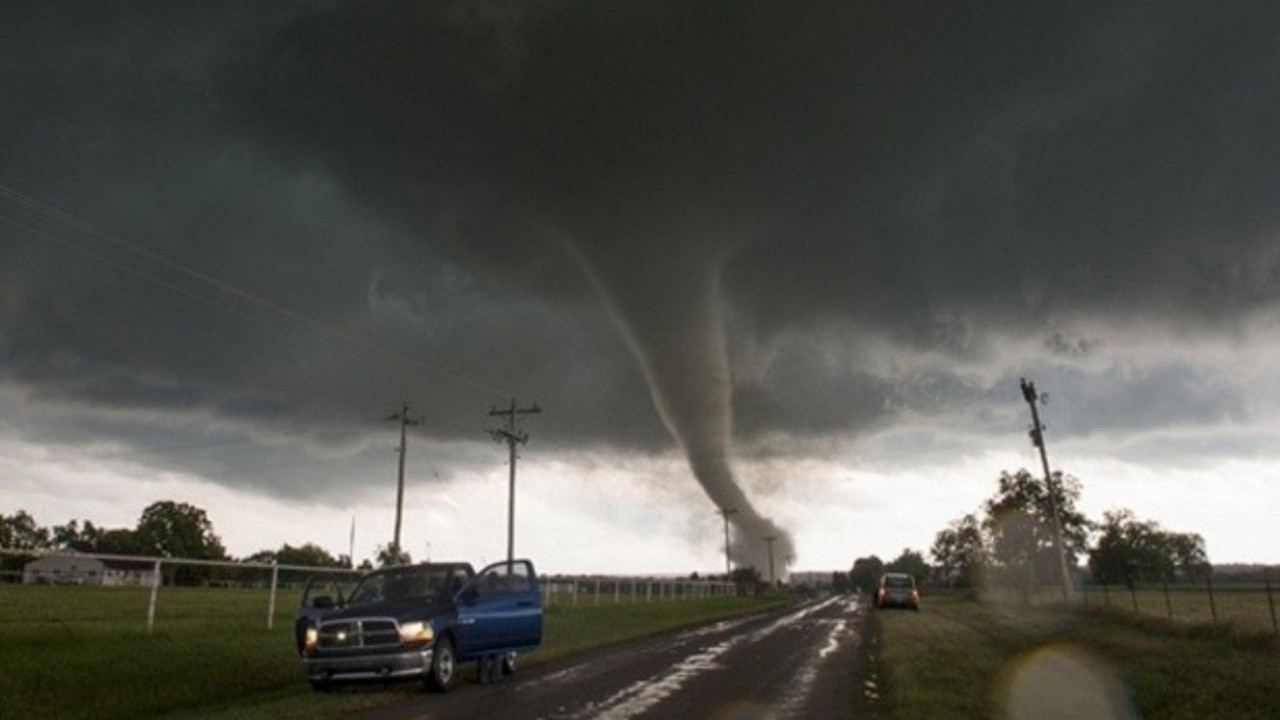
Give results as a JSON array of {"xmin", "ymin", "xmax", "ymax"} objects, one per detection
[{"xmin": 357, "ymin": 595, "xmax": 879, "ymax": 720}]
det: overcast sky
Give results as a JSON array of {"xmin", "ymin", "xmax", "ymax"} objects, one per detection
[{"xmin": 3, "ymin": 1, "xmax": 1279, "ymax": 574}]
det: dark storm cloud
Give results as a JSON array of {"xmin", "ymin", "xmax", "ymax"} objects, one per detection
[
  {"xmin": 225, "ymin": 0, "xmax": 1280, "ymax": 359},
  {"xmin": 3, "ymin": 0, "xmax": 1280, "ymax": 503}
]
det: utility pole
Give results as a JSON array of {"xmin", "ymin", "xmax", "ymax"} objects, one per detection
[
  {"xmin": 764, "ymin": 535, "xmax": 777, "ymax": 585},
  {"xmin": 717, "ymin": 507, "xmax": 738, "ymax": 578},
  {"xmin": 489, "ymin": 398, "xmax": 541, "ymax": 564},
  {"xmin": 386, "ymin": 403, "xmax": 420, "ymax": 563},
  {"xmin": 1020, "ymin": 378, "xmax": 1072, "ymax": 601}
]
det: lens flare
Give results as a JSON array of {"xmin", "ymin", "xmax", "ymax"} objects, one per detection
[{"xmin": 995, "ymin": 644, "xmax": 1137, "ymax": 720}]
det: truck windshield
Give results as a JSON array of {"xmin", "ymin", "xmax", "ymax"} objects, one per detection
[{"xmin": 348, "ymin": 566, "xmax": 454, "ymax": 604}]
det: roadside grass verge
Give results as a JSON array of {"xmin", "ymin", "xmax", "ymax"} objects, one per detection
[
  {"xmin": 0, "ymin": 584, "xmax": 785, "ymax": 720},
  {"xmin": 876, "ymin": 592, "xmax": 1280, "ymax": 720}
]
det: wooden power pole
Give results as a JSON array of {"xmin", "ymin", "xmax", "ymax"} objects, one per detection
[
  {"xmin": 386, "ymin": 403, "xmax": 420, "ymax": 563},
  {"xmin": 1021, "ymin": 378, "xmax": 1072, "ymax": 601},
  {"xmin": 489, "ymin": 398, "xmax": 541, "ymax": 564}
]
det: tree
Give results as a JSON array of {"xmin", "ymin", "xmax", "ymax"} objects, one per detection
[
  {"xmin": 830, "ymin": 570, "xmax": 852, "ymax": 594},
  {"xmin": 850, "ymin": 555, "xmax": 884, "ymax": 594},
  {"xmin": 730, "ymin": 566, "xmax": 763, "ymax": 594},
  {"xmin": 95, "ymin": 528, "xmax": 139, "ymax": 555},
  {"xmin": 133, "ymin": 501, "xmax": 227, "ymax": 561},
  {"xmin": 984, "ymin": 469, "xmax": 1090, "ymax": 602},
  {"xmin": 885, "ymin": 548, "xmax": 930, "ymax": 585},
  {"xmin": 930, "ymin": 513, "xmax": 987, "ymax": 588},
  {"xmin": 1089, "ymin": 509, "xmax": 1209, "ymax": 584},
  {"xmin": 0, "ymin": 510, "xmax": 51, "ymax": 550},
  {"xmin": 375, "ymin": 544, "xmax": 411, "ymax": 568},
  {"xmin": 0, "ymin": 510, "xmax": 51, "ymax": 576},
  {"xmin": 246, "ymin": 543, "xmax": 345, "ymax": 568},
  {"xmin": 52, "ymin": 519, "xmax": 103, "ymax": 552}
]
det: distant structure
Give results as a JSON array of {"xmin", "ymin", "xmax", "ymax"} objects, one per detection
[
  {"xmin": 23, "ymin": 552, "xmax": 156, "ymax": 586},
  {"xmin": 788, "ymin": 571, "xmax": 835, "ymax": 589}
]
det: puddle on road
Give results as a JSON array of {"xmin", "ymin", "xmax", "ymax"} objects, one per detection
[{"xmin": 773, "ymin": 599, "xmax": 864, "ymax": 719}]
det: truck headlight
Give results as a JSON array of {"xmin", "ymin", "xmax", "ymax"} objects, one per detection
[
  {"xmin": 304, "ymin": 626, "xmax": 318, "ymax": 650},
  {"xmin": 399, "ymin": 621, "xmax": 433, "ymax": 644}
]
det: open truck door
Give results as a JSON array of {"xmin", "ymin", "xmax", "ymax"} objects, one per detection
[{"xmin": 455, "ymin": 559, "xmax": 542, "ymax": 658}]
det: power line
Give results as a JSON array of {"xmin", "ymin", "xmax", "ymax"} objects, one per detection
[
  {"xmin": 0, "ymin": 214, "xmax": 273, "ymax": 329},
  {"xmin": 0, "ymin": 184, "xmax": 508, "ymax": 398}
]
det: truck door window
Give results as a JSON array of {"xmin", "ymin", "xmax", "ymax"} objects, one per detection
[{"xmin": 477, "ymin": 561, "xmax": 532, "ymax": 596}]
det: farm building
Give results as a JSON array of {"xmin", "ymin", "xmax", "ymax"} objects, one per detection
[{"xmin": 23, "ymin": 553, "xmax": 157, "ymax": 586}]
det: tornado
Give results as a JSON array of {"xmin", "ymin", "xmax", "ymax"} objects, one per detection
[{"xmin": 568, "ymin": 231, "xmax": 795, "ymax": 576}]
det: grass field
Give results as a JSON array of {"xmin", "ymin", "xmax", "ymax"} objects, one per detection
[
  {"xmin": 0, "ymin": 584, "xmax": 785, "ymax": 720},
  {"xmin": 876, "ymin": 593, "xmax": 1280, "ymax": 720}
]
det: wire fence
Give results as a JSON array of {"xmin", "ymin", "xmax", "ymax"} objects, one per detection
[
  {"xmin": 1079, "ymin": 577, "xmax": 1280, "ymax": 635},
  {"xmin": 954, "ymin": 571, "xmax": 1280, "ymax": 637},
  {"xmin": 0, "ymin": 548, "xmax": 738, "ymax": 633}
]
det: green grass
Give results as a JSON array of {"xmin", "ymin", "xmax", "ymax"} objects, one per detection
[
  {"xmin": 876, "ymin": 592, "xmax": 1280, "ymax": 720},
  {"xmin": 0, "ymin": 584, "xmax": 784, "ymax": 720}
]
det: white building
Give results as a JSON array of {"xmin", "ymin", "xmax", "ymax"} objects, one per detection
[{"xmin": 23, "ymin": 553, "xmax": 156, "ymax": 586}]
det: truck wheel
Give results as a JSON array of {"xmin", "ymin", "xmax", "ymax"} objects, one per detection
[
  {"xmin": 428, "ymin": 637, "xmax": 457, "ymax": 692},
  {"xmin": 502, "ymin": 651, "xmax": 518, "ymax": 676}
]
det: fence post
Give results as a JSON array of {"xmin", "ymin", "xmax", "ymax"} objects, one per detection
[
  {"xmin": 1129, "ymin": 582, "xmax": 1139, "ymax": 613},
  {"xmin": 614, "ymin": 578, "xmax": 620, "ymax": 605},
  {"xmin": 147, "ymin": 559, "xmax": 162, "ymax": 633},
  {"xmin": 1266, "ymin": 572, "xmax": 1277, "ymax": 635},
  {"xmin": 1102, "ymin": 583, "xmax": 1110, "ymax": 607},
  {"xmin": 1162, "ymin": 581, "xmax": 1172, "ymax": 619},
  {"xmin": 1207, "ymin": 572, "xmax": 1218, "ymax": 623},
  {"xmin": 595, "ymin": 578, "xmax": 601, "ymax": 605},
  {"xmin": 646, "ymin": 580, "xmax": 652, "ymax": 603},
  {"xmin": 267, "ymin": 561, "xmax": 280, "ymax": 629},
  {"xmin": 573, "ymin": 579, "xmax": 579, "ymax": 606}
]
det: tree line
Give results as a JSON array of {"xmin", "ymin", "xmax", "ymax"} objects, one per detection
[
  {"xmin": 0, "ymin": 501, "xmax": 354, "ymax": 582},
  {"xmin": 848, "ymin": 468, "xmax": 1212, "ymax": 602}
]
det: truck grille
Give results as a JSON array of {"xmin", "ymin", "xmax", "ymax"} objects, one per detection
[{"xmin": 316, "ymin": 619, "xmax": 401, "ymax": 649}]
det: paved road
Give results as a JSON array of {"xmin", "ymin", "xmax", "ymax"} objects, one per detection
[{"xmin": 358, "ymin": 595, "xmax": 880, "ymax": 720}]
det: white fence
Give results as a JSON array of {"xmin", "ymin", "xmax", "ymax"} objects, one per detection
[
  {"xmin": 0, "ymin": 547, "xmax": 358, "ymax": 632},
  {"xmin": 0, "ymin": 549, "xmax": 738, "ymax": 632},
  {"xmin": 540, "ymin": 576, "xmax": 736, "ymax": 606}
]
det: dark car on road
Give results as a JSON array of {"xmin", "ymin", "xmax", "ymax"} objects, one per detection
[
  {"xmin": 876, "ymin": 572, "xmax": 919, "ymax": 611},
  {"xmin": 298, "ymin": 559, "xmax": 542, "ymax": 692}
]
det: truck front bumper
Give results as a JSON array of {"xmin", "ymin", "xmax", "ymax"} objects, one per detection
[{"xmin": 303, "ymin": 646, "xmax": 434, "ymax": 682}]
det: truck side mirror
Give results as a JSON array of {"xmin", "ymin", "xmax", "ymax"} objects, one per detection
[{"xmin": 459, "ymin": 586, "xmax": 479, "ymax": 605}]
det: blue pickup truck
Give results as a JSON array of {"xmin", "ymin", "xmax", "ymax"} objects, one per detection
[{"xmin": 297, "ymin": 559, "xmax": 542, "ymax": 691}]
